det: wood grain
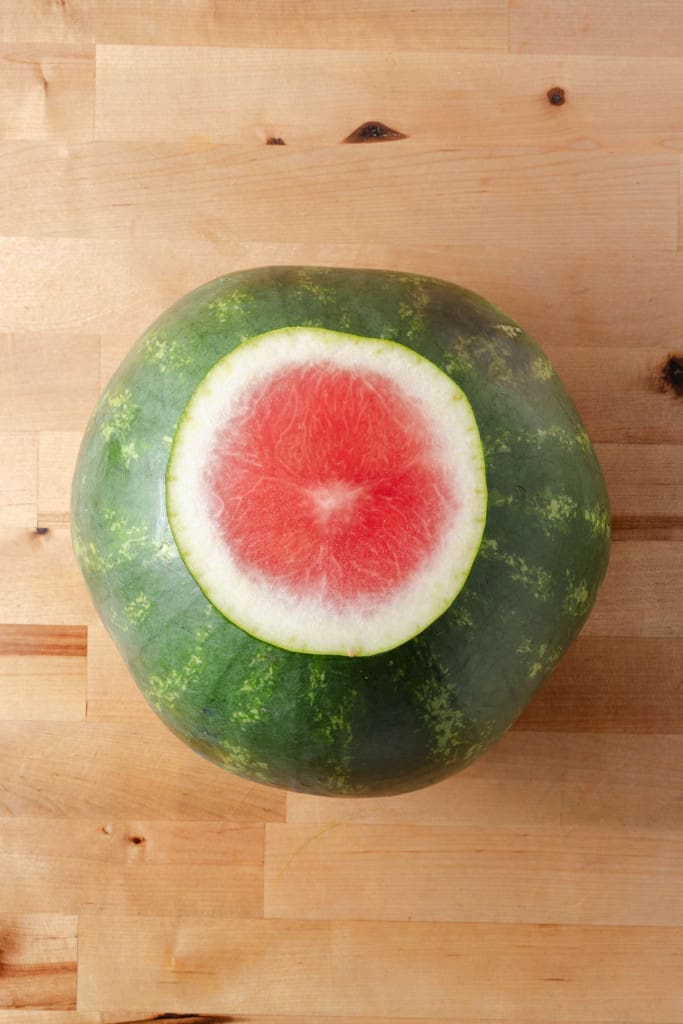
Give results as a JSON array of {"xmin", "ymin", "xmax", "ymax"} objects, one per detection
[
  {"xmin": 95, "ymin": 45, "xmax": 683, "ymax": 152},
  {"xmin": 0, "ymin": 625, "xmax": 87, "ymax": 658},
  {"xmin": 0, "ymin": 718, "xmax": 286, "ymax": 822},
  {"xmin": 0, "ymin": 915, "xmax": 77, "ymax": 1011},
  {"xmin": 37, "ymin": 433, "xmax": 83, "ymax": 529},
  {"xmin": 3, "ymin": 236, "xmax": 683, "ymax": 351},
  {"xmin": 0, "ymin": 819, "xmax": 264, "ymax": 918},
  {"xmin": 1, "ymin": 1014, "xmax": 673, "ymax": 1024},
  {"xmin": 0, "ymin": 655, "xmax": 85, "ymax": 721},
  {"xmin": 597, "ymin": 444, "xmax": 683, "ymax": 539},
  {"xmin": 584, "ymin": 541, "xmax": 683, "ymax": 638},
  {"xmin": 517, "ymin": 636, "xmax": 683, "ymax": 733},
  {"xmin": 0, "ymin": 334, "xmax": 100, "ymax": 432},
  {"xmin": 0, "ymin": 433, "xmax": 37, "ymax": 528},
  {"xmin": 76, "ymin": 915, "xmax": 683, "ymax": 1020},
  {"xmin": 264, "ymin": 823, "xmax": 683, "ymax": 924},
  {"xmin": 0, "ymin": 1, "xmax": 509, "ymax": 51},
  {"xmin": 0, "ymin": 45, "xmax": 94, "ymax": 142},
  {"xmin": 0, "ymin": 142, "xmax": 677, "ymax": 251},
  {"xmin": 0, "ymin": 625, "xmax": 87, "ymax": 722},
  {"xmin": 0, "ymin": 526, "xmax": 95, "ymax": 626},
  {"xmin": 510, "ymin": 0, "xmax": 683, "ymax": 57},
  {"xmin": 1, "ymin": 3, "xmax": 681, "ymax": 1021},
  {"xmin": 551, "ymin": 349, "xmax": 683, "ymax": 446}
]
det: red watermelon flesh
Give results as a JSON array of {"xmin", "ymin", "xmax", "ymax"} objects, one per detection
[{"xmin": 206, "ymin": 362, "xmax": 455, "ymax": 607}]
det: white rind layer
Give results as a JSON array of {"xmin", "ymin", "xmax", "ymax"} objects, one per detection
[{"xmin": 166, "ymin": 327, "xmax": 487, "ymax": 656}]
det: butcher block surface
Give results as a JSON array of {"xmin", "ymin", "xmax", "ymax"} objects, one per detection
[{"xmin": 1, "ymin": 2, "xmax": 682, "ymax": 1021}]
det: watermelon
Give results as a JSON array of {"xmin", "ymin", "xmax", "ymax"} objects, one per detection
[{"xmin": 72, "ymin": 267, "xmax": 610, "ymax": 797}]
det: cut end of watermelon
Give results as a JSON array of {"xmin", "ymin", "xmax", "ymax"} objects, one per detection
[{"xmin": 166, "ymin": 328, "xmax": 487, "ymax": 656}]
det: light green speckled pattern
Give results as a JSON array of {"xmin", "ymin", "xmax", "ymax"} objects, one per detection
[{"xmin": 72, "ymin": 267, "xmax": 610, "ymax": 796}]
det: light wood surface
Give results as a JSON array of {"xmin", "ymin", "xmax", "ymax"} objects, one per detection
[{"xmin": 1, "ymin": 2, "xmax": 681, "ymax": 1021}]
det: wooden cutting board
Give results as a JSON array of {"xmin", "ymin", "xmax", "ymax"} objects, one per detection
[{"xmin": 1, "ymin": 2, "xmax": 681, "ymax": 1021}]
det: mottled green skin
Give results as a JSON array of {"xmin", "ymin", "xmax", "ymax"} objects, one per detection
[{"xmin": 72, "ymin": 267, "xmax": 610, "ymax": 796}]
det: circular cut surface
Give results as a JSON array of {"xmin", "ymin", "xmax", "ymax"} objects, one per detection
[{"xmin": 167, "ymin": 328, "xmax": 487, "ymax": 655}]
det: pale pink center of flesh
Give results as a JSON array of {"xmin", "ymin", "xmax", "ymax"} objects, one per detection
[{"xmin": 205, "ymin": 363, "xmax": 456, "ymax": 605}]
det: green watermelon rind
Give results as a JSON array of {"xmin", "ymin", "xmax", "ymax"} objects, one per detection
[{"xmin": 71, "ymin": 266, "xmax": 610, "ymax": 797}]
